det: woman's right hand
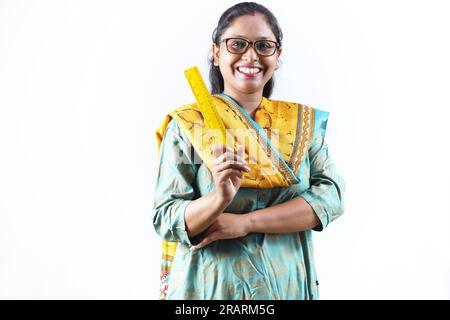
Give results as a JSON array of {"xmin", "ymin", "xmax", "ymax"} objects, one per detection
[{"xmin": 211, "ymin": 144, "xmax": 250, "ymax": 207}]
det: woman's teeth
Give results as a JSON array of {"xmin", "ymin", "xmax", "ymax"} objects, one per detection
[{"xmin": 237, "ymin": 67, "xmax": 261, "ymax": 74}]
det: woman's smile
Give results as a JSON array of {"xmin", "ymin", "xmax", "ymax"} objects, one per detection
[{"xmin": 236, "ymin": 65, "xmax": 263, "ymax": 78}]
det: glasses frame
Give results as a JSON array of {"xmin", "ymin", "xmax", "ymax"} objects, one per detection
[{"xmin": 220, "ymin": 37, "xmax": 280, "ymax": 57}]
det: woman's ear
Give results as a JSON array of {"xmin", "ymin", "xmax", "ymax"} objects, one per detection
[
  {"xmin": 212, "ymin": 43, "xmax": 219, "ymax": 66},
  {"xmin": 277, "ymin": 47, "xmax": 282, "ymax": 59},
  {"xmin": 275, "ymin": 47, "xmax": 282, "ymax": 70}
]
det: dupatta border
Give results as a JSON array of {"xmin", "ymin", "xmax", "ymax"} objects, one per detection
[
  {"xmin": 290, "ymin": 104, "xmax": 315, "ymax": 175},
  {"xmin": 215, "ymin": 94, "xmax": 299, "ymax": 185},
  {"xmin": 159, "ymin": 240, "xmax": 177, "ymax": 300},
  {"xmin": 288, "ymin": 103, "xmax": 302, "ymax": 169}
]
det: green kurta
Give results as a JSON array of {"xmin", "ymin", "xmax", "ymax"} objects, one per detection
[{"xmin": 152, "ymin": 101, "xmax": 345, "ymax": 300}]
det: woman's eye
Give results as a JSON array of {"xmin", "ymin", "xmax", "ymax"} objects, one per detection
[
  {"xmin": 257, "ymin": 42, "xmax": 273, "ymax": 50},
  {"xmin": 231, "ymin": 40, "xmax": 246, "ymax": 48}
]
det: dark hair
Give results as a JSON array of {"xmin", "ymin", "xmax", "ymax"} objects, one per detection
[{"xmin": 208, "ymin": 2, "xmax": 283, "ymax": 98}]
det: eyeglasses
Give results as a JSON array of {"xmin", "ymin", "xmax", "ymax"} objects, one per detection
[{"xmin": 220, "ymin": 38, "xmax": 280, "ymax": 57}]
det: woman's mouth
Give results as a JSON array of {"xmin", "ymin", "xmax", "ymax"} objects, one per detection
[{"xmin": 236, "ymin": 66, "xmax": 262, "ymax": 78}]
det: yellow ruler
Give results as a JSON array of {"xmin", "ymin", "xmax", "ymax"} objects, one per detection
[{"xmin": 184, "ymin": 66, "xmax": 227, "ymax": 145}]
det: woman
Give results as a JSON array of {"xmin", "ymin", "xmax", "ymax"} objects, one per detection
[{"xmin": 152, "ymin": 2, "xmax": 345, "ymax": 300}]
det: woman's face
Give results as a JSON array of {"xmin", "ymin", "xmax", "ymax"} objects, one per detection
[{"xmin": 212, "ymin": 13, "xmax": 282, "ymax": 96}]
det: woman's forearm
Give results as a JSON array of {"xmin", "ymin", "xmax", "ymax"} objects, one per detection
[
  {"xmin": 244, "ymin": 196, "xmax": 321, "ymax": 233},
  {"xmin": 184, "ymin": 191, "xmax": 228, "ymax": 237}
]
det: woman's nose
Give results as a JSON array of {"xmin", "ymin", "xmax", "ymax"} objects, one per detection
[{"xmin": 242, "ymin": 44, "xmax": 259, "ymax": 61}]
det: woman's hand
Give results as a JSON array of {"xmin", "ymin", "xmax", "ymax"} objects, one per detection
[
  {"xmin": 190, "ymin": 212, "xmax": 251, "ymax": 251},
  {"xmin": 212, "ymin": 144, "xmax": 250, "ymax": 207}
]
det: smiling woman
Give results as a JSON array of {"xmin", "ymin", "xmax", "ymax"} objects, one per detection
[
  {"xmin": 152, "ymin": 2, "xmax": 346, "ymax": 300},
  {"xmin": 209, "ymin": 4, "xmax": 283, "ymax": 118}
]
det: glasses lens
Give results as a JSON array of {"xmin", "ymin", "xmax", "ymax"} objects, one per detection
[
  {"xmin": 255, "ymin": 40, "xmax": 277, "ymax": 56},
  {"xmin": 227, "ymin": 39, "xmax": 248, "ymax": 53}
]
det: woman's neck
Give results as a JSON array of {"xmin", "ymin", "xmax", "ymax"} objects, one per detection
[{"xmin": 222, "ymin": 89, "xmax": 263, "ymax": 119}]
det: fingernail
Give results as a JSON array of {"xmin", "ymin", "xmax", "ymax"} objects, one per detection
[{"xmin": 190, "ymin": 246, "xmax": 196, "ymax": 251}]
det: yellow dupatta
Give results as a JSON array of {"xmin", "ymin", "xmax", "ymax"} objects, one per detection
[{"xmin": 155, "ymin": 93, "xmax": 315, "ymax": 299}]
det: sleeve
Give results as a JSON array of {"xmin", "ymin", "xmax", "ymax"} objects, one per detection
[
  {"xmin": 299, "ymin": 110, "xmax": 346, "ymax": 231},
  {"xmin": 151, "ymin": 119, "xmax": 199, "ymax": 246}
]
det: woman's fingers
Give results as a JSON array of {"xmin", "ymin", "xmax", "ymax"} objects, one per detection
[
  {"xmin": 190, "ymin": 231, "xmax": 221, "ymax": 251},
  {"xmin": 217, "ymin": 168, "xmax": 243, "ymax": 183},
  {"xmin": 213, "ymin": 144, "xmax": 233, "ymax": 158},
  {"xmin": 213, "ymin": 152, "xmax": 246, "ymax": 165},
  {"xmin": 213, "ymin": 160, "xmax": 250, "ymax": 173},
  {"xmin": 213, "ymin": 144, "xmax": 247, "ymax": 165},
  {"xmin": 212, "ymin": 144, "xmax": 249, "ymax": 184},
  {"xmin": 237, "ymin": 145, "xmax": 245, "ymax": 160}
]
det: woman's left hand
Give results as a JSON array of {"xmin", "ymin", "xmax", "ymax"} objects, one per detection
[{"xmin": 190, "ymin": 213, "xmax": 250, "ymax": 251}]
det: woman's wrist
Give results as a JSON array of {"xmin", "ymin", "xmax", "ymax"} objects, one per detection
[
  {"xmin": 210, "ymin": 190, "xmax": 231, "ymax": 213},
  {"xmin": 242, "ymin": 211, "xmax": 256, "ymax": 234}
]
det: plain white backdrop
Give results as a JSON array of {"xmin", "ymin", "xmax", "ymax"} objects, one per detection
[{"xmin": 0, "ymin": 0, "xmax": 449, "ymax": 299}]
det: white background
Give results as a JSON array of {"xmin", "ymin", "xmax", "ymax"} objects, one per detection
[{"xmin": 1, "ymin": 0, "xmax": 449, "ymax": 299}]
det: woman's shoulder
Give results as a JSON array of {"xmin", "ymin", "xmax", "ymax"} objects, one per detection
[
  {"xmin": 268, "ymin": 97, "xmax": 329, "ymax": 120},
  {"xmin": 269, "ymin": 97, "xmax": 330, "ymax": 135},
  {"xmin": 170, "ymin": 100, "xmax": 201, "ymax": 115},
  {"xmin": 164, "ymin": 99, "xmax": 199, "ymax": 126}
]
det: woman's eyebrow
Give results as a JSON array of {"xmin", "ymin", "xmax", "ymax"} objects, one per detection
[{"xmin": 230, "ymin": 35, "xmax": 273, "ymax": 40}]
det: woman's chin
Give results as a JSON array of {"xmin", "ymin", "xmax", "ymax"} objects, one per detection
[{"xmin": 235, "ymin": 81, "xmax": 264, "ymax": 93}]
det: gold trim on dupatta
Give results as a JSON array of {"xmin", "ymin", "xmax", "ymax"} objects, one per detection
[{"xmin": 289, "ymin": 103, "xmax": 315, "ymax": 176}]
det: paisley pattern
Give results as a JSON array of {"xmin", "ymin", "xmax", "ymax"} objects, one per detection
[{"xmin": 152, "ymin": 96, "xmax": 345, "ymax": 299}]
